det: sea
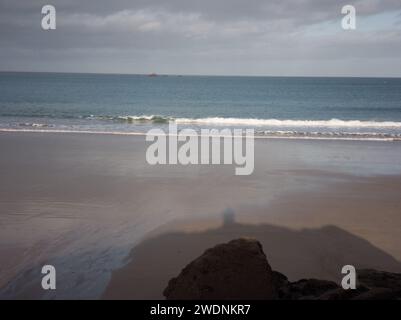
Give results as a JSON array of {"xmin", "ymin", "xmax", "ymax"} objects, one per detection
[{"xmin": 1, "ymin": 72, "xmax": 401, "ymax": 140}]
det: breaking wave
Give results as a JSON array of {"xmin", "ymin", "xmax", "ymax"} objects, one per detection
[
  {"xmin": 174, "ymin": 117, "xmax": 401, "ymax": 128},
  {"xmin": 1, "ymin": 115, "xmax": 400, "ymax": 141},
  {"xmin": 97, "ymin": 115, "xmax": 401, "ymax": 129},
  {"xmin": 92, "ymin": 115, "xmax": 172, "ymax": 124}
]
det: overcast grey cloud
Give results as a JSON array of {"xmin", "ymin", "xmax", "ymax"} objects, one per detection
[{"xmin": 0, "ymin": 0, "xmax": 400, "ymax": 76}]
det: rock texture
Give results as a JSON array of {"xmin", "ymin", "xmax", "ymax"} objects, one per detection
[
  {"xmin": 163, "ymin": 238, "xmax": 275, "ymax": 299},
  {"xmin": 164, "ymin": 238, "xmax": 401, "ymax": 300}
]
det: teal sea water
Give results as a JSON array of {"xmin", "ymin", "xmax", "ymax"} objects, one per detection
[{"xmin": 1, "ymin": 72, "xmax": 401, "ymax": 139}]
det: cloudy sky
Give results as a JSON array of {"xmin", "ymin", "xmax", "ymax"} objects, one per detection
[{"xmin": 0, "ymin": 0, "xmax": 400, "ymax": 76}]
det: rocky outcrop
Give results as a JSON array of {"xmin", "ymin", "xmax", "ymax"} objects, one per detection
[
  {"xmin": 163, "ymin": 239, "xmax": 276, "ymax": 299},
  {"xmin": 164, "ymin": 238, "xmax": 401, "ymax": 300}
]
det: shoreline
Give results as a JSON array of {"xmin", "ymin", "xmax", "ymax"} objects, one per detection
[{"xmin": 1, "ymin": 128, "xmax": 400, "ymax": 142}]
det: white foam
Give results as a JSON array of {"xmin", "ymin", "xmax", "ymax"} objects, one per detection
[
  {"xmin": 174, "ymin": 117, "xmax": 401, "ymax": 128},
  {"xmin": 92, "ymin": 114, "xmax": 401, "ymax": 129},
  {"xmin": 1, "ymin": 128, "xmax": 399, "ymax": 142}
]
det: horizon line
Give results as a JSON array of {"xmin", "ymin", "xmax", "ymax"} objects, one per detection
[{"xmin": 1, "ymin": 70, "xmax": 401, "ymax": 79}]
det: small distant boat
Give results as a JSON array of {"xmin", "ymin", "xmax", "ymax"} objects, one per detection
[{"xmin": 148, "ymin": 73, "xmax": 158, "ymax": 77}]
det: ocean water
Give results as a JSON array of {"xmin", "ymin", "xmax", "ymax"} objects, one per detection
[{"xmin": 1, "ymin": 72, "xmax": 401, "ymax": 140}]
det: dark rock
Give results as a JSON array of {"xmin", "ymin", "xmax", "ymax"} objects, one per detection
[
  {"xmin": 163, "ymin": 238, "xmax": 275, "ymax": 300},
  {"xmin": 271, "ymin": 271, "xmax": 291, "ymax": 299},
  {"xmin": 358, "ymin": 269, "xmax": 401, "ymax": 290},
  {"xmin": 353, "ymin": 269, "xmax": 401, "ymax": 300},
  {"xmin": 317, "ymin": 285, "xmax": 369, "ymax": 300},
  {"xmin": 163, "ymin": 239, "xmax": 401, "ymax": 300},
  {"xmin": 352, "ymin": 287, "xmax": 396, "ymax": 300},
  {"xmin": 285, "ymin": 278, "xmax": 339, "ymax": 300}
]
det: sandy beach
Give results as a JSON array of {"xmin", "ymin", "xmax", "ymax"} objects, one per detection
[
  {"xmin": 0, "ymin": 131, "xmax": 400, "ymax": 299},
  {"xmin": 2, "ymin": 0, "xmax": 401, "ymax": 306}
]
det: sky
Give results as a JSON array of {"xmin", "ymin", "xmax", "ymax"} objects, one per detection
[{"xmin": 0, "ymin": 0, "xmax": 400, "ymax": 77}]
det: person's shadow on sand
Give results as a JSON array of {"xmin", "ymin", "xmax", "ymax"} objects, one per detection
[{"xmin": 103, "ymin": 209, "xmax": 401, "ymax": 299}]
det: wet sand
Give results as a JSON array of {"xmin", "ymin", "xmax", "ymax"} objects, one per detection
[
  {"xmin": 103, "ymin": 175, "xmax": 401, "ymax": 299},
  {"xmin": 0, "ymin": 131, "xmax": 401, "ymax": 299}
]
